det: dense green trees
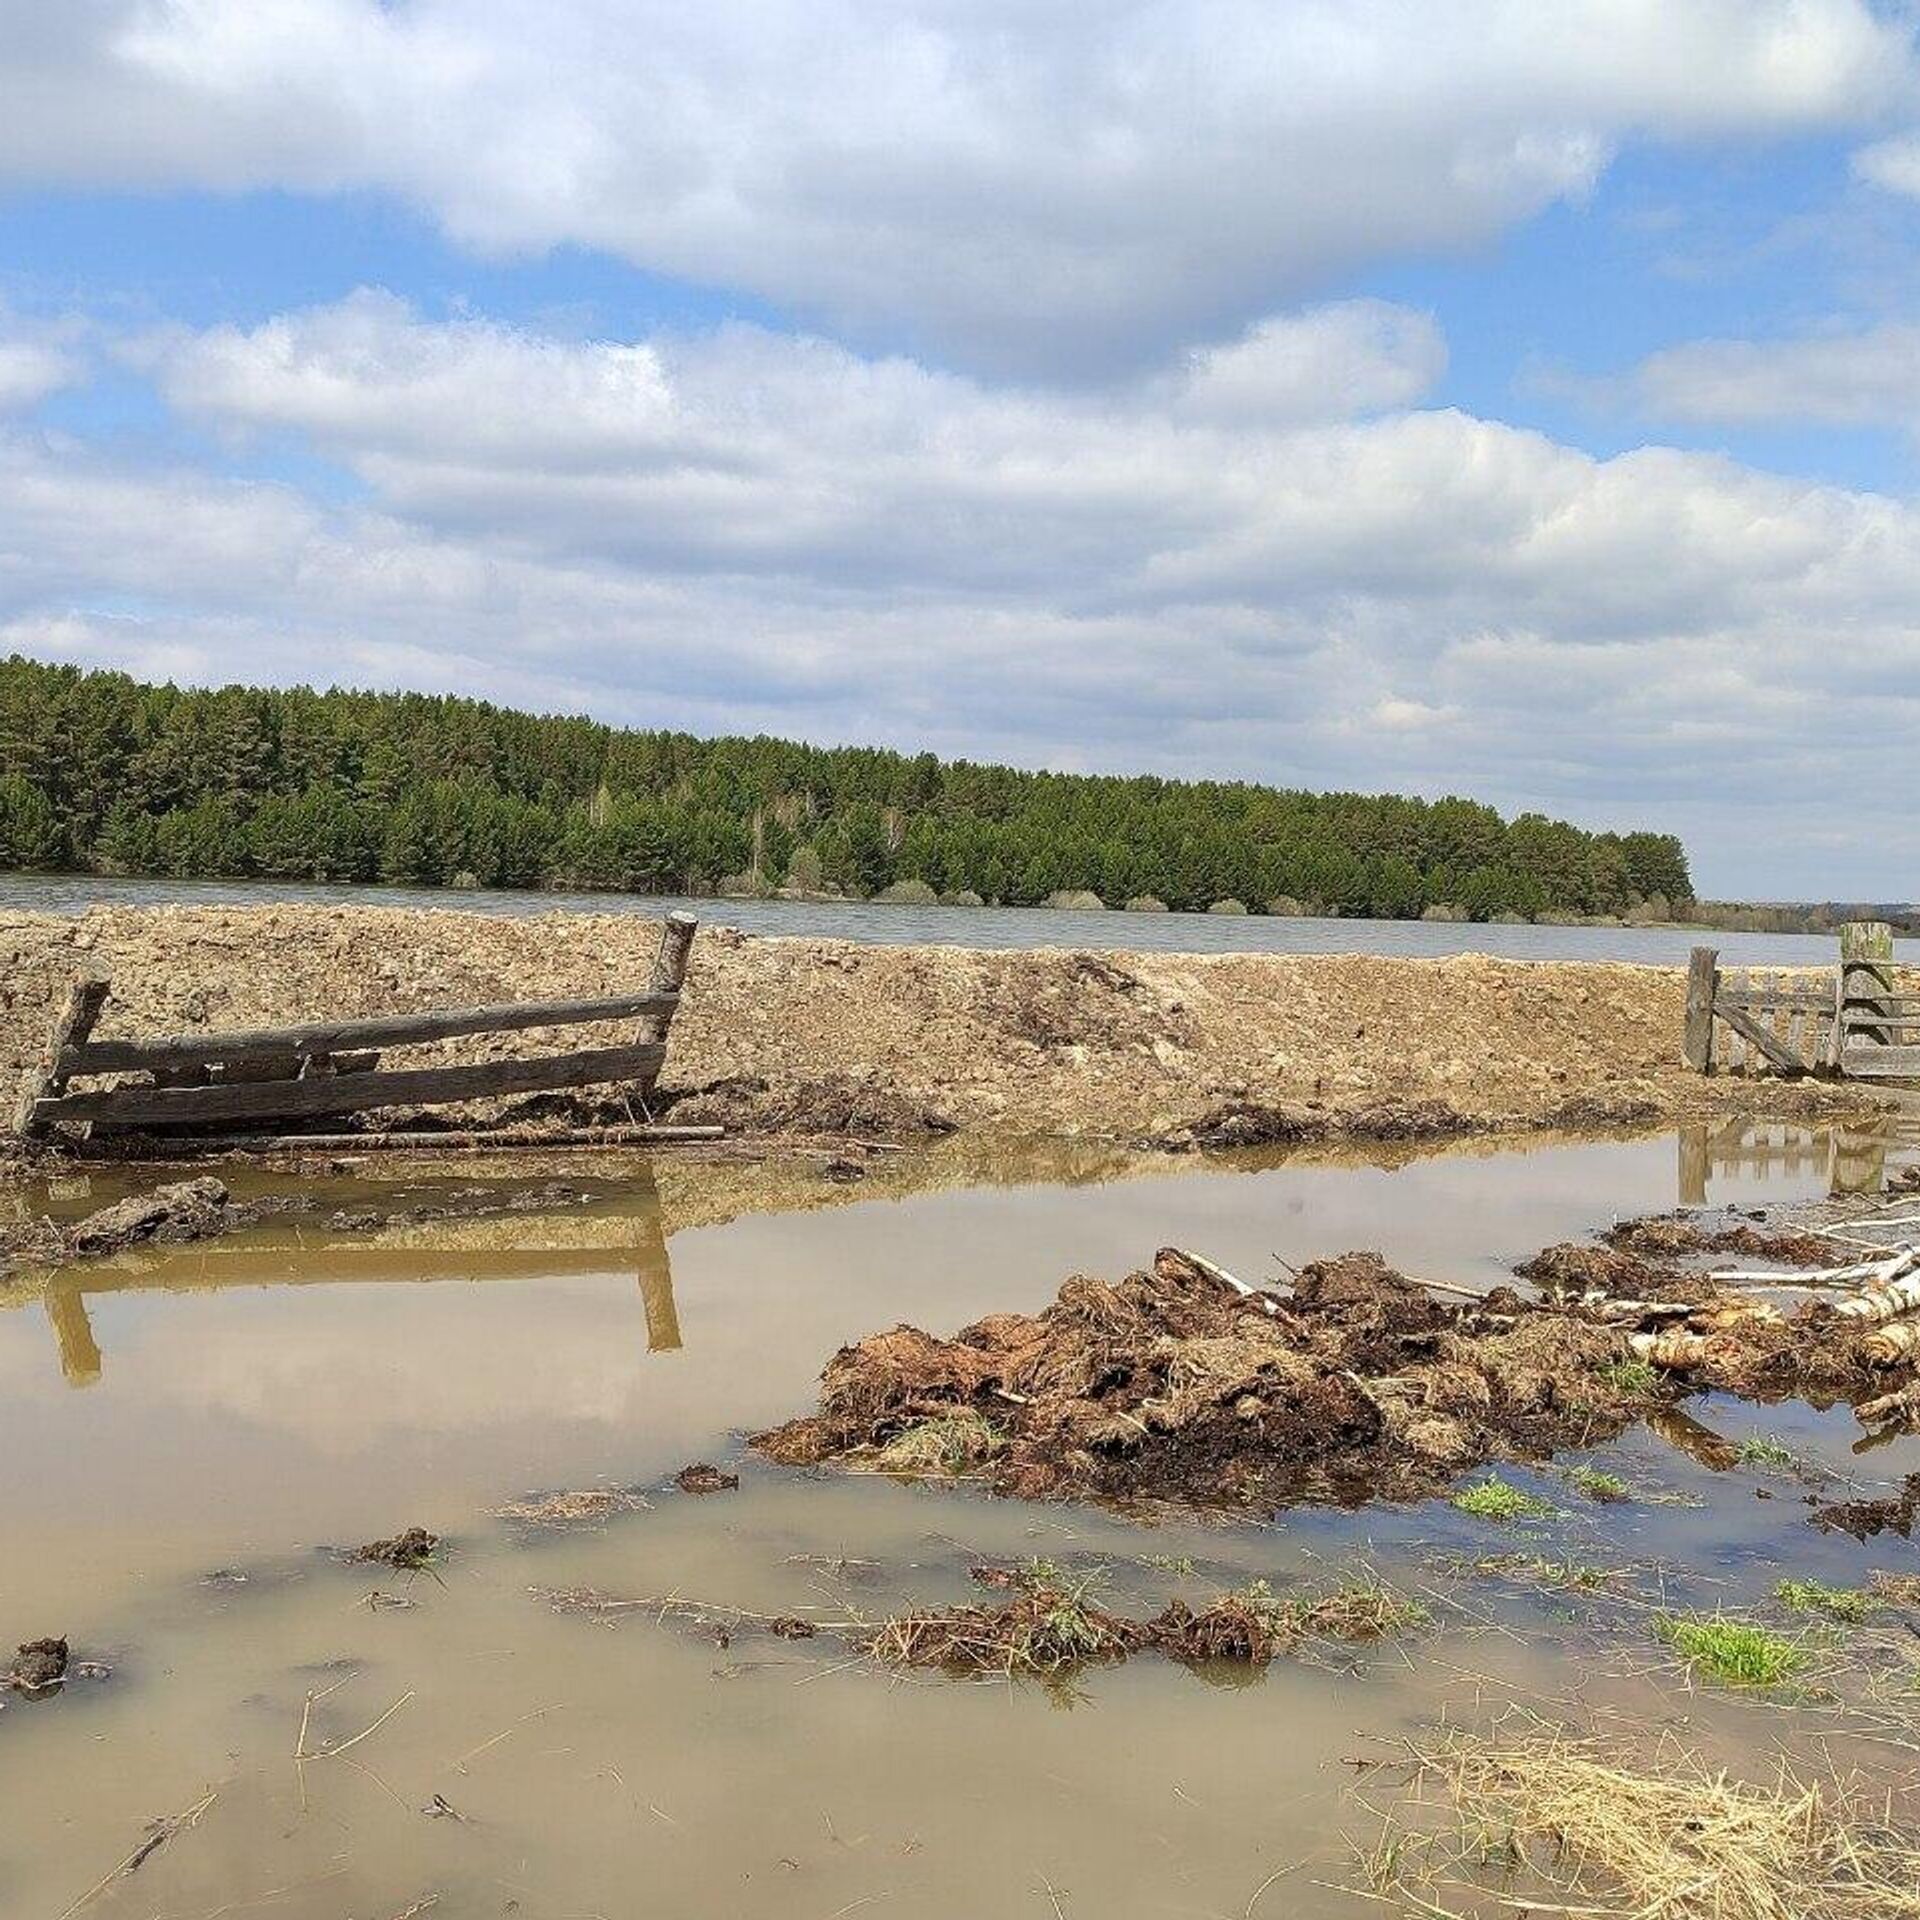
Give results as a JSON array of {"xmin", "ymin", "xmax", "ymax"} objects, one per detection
[{"xmin": 0, "ymin": 654, "xmax": 1693, "ymax": 920}]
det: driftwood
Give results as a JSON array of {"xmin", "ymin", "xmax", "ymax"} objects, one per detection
[
  {"xmin": 1831, "ymin": 1267, "xmax": 1920, "ymax": 1322},
  {"xmin": 1858, "ymin": 1381, "xmax": 1920, "ymax": 1426}
]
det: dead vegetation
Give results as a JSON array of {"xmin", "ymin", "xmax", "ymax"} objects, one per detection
[
  {"xmin": 494, "ymin": 1487, "xmax": 652, "ymax": 1526},
  {"xmin": 754, "ymin": 1245, "xmax": 1667, "ymax": 1512},
  {"xmin": 1365, "ymin": 1722, "xmax": 1920, "ymax": 1920},
  {"xmin": 350, "ymin": 1527, "xmax": 438, "ymax": 1570},
  {"xmin": 537, "ymin": 1558, "xmax": 1428, "ymax": 1680}
]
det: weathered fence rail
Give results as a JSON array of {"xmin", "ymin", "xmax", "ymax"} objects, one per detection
[
  {"xmin": 14, "ymin": 911, "xmax": 698, "ymax": 1143},
  {"xmin": 1682, "ymin": 920, "xmax": 1915, "ymax": 1084}
]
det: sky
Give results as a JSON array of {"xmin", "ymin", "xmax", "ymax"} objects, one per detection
[{"xmin": 3, "ymin": 4, "xmax": 1920, "ymax": 898}]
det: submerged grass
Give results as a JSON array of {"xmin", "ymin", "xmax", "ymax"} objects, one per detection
[
  {"xmin": 1777, "ymin": 1579, "xmax": 1879, "ymax": 1625},
  {"xmin": 1376, "ymin": 1722, "xmax": 1920, "ymax": 1920},
  {"xmin": 1468, "ymin": 1552, "xmax": 1626, "ymax": 1592},
  {"xmin": 1657, "ymin": 1612, "xmax": 1811, "ymax": 1688},
  {"xmin": 1564, "ymin": 1464, "xmax": 1631, "ymax": 1502},
  {"xmin": 1451, "ymin": 1475, "xmax": 1558, "ymax": 1522},
  {"xmin": 1737, "ymin": 1434, "xmax": 1799, "ymax": 1471}
]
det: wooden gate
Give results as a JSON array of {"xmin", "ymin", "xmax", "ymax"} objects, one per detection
[
  {"xmin": 14, "ymin": 912, "xmax": 697, "ymax": 1143},
  {"xmin": 1682, "ymin": 921, "xmax": 1915, "ymax": 1083}
]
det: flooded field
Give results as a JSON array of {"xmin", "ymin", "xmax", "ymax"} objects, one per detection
[
  {"xmin": 8, "ymin": 868, "xmax": 1906, "ymax": 969},
  {"xmin": 6, "ymin": 1121, "xmax": 1920, "ymax": 1918}
]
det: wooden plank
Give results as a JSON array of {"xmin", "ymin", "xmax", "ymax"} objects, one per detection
[
  {"xmin": 14, "ymin": 977, "xmax": 110, "ymax": 1138},
  {"xmin": 1841, "ymin": 1045, "xmax": 1920, "ymax": 1080},
  {"xmin": 1715, "ymin": 1002, "xmax": 1806, "ymax": 1074},
  {"xmin": 66, "ymin": 990, "xmax": 679, "ymax": 1075},
  {"xmin": 1683, "ymin": 947, "xmax": 1717, "ymax": 1072},
  {"xmin": 150, "ymin": 1123, "xmax": 725, "ymax": 1152},
  {"xmin": 1715, "ymin": 987, "xmax": 1835, "ymax": 1013},
  {"xmin": 35, "ymin": 1040, "xmax": 667, "ymax": 1132}
]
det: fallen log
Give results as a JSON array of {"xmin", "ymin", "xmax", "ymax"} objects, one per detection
[
  {"xmin": 1628, "ymin": 1329, "xmax": 1711, "ymax": 1369},
  {"xmin": 1858, "ymin": 1381, "xmax": 1920, "ymax": 1427},
  {"xmin": 1832, "ymin": 1269, "xmax": 1920, "ymax": 1322},
  {"xmin": 1862, "ymin": 1317, "xmax": 1920, "ymax": 1366}
]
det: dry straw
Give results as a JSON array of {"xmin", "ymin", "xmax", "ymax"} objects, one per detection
[{"xmin": 1373, "ymin": 1723, "xmax": 1920, "ymax": 1920}]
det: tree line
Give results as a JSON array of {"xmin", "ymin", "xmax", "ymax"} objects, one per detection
[{"xmin": 0, "ymin": 655, "xmax": 1693, "ymax": 921}]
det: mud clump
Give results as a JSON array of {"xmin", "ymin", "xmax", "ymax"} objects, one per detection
[
  {"xmin": 351, "ymin": 1526, "xmax": 438, "ymax": 1569},
  {"xmin": 1158, "ymin": 1099, "xmax": 1476, "ymax": 1153},
  {"xmin": 674, "ymin": 1463, "xmax": 739, "ymax": 1495},
  {"xmin": 1518, "ymin": 1242, "xmax": 1706, "ymax": 1305},
  {"xmin": 1604, "ymin": 1214, "xmax": 1835, "ymax": 1270},
  {"xmin": 7, "ymin": 1637, "xmax": 69, "ymax": 1691},
  {"xmin": 66, "ymin": 1177, "xmax": 243, "ymax": 1255},
  {"xmin": 660, "ymin": 1075, "xmax": 957, "ymax": 1139},
  {"xmin": 752, "ymin": 1246, "xmax": 1662, "ymax": 1513},
  {"xmin": 1810, "ymin": 1474, "xmax": 1920, "ymax": 1542}
]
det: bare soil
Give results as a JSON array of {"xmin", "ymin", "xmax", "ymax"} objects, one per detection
[{"xmin": 0, "ymin": 904, "xmax": 1880, "ymax": 1154}]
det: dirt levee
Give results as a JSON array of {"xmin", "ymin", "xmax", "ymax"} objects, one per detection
[{"xmin": 0, "ymin": 904, "xmax": 1854, "ymax": 1144}]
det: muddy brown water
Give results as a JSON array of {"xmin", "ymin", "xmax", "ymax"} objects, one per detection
[{"xmin": 5, "ymin": 1124, "xmax": 1920, "ymax": 1917}]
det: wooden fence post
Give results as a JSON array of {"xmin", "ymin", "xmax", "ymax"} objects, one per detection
[
  {"xmin": 1838, "ymin": 920, "xmax": 1895, "ymax": 1068},
  {"xmin": 1683, "ymin": 946, "xmax": 1718, "ymax": 1073},
  {"xmin": 13, "ymin": 976, "xmax": 109, "ymax": 1139},
  {"xmin": 639, "ymin": 912, "xmax": 698, "ymax": 1047}
]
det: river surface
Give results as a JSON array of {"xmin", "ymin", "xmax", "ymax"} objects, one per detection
[
  {"xmin": 5, "ymin": 869, "xmax": 1907, "ymax": 968},
  {"xmin": 6, "ymin": 1121, "xmax": 1920, "ymax": 1917}
]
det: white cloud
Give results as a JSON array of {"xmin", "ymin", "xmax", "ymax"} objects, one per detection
[
  {"xmin": 1, "ymin": 1, "xmax": 1911, "ymax": 373},
  {"xmin": 0, "ymin": 335, "xmax": 81, "ymax": 410},
  {"xmin": 1631, "ymin": 322, "xmax": 1920, "ymax": 430},
  {"xmin": 6, "ymin": 289, "xmax": 1920, "ymax": 893},
  {"xmin": 1854, "ymin": 131, "xmax": 1920, "ymax": 196}
]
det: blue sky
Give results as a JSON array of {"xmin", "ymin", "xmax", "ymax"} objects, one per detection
[{"xmin": 3, "ymin": 1, "xmax": 1920, "ymax": 898}]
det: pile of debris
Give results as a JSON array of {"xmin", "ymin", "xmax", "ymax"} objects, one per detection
[
  {"xmin": 755, "ymin": 1216, "xmax": 1920, "ymax": 1514},
  {"xmin": 1519, "ymin": 1217, "xmax": 1920, "ymax": 1417},
  {"xmin": 753, "ymin": 1246, "xmax": 1664, "ymax": 1510}
]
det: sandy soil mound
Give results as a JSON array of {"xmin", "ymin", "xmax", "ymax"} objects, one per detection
[{"xmin": 0, "ymin": 904, "xmax": 1862, "ymax": 1147}]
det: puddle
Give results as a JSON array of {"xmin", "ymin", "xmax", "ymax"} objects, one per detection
[{"xmin": 5, "ymin": 1120, "xmax": 1920, "ymax": 1918}]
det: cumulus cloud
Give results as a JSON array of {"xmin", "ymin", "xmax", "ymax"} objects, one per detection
[
  {"xmin": 0, "ymin": 331, "xmax": 83, "ymax": 410},
  {"xmin": 1854, "ymin": 131, "xmax": 1920, "ymax": 196},
  {"xmin": 1, "ymin": 1, "xmax": 1911, "ymax": 372},
  {"xmin": 1631, "ymin": 322, "xmax": 1920, "ymax": 431},
  {"xmin": 1, "ymin": 288, "xmax": 1916, "ymax": 894}
]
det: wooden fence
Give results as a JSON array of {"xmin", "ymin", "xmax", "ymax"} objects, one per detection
[
  {"xmin": 1682, "ymin": 921, "xmax": 1916, "ymax": 1083},
  {"xmin": 13, "ymin": 912, "xmax": 697, "ymax": 1144}
]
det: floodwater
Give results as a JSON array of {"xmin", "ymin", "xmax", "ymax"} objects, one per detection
[
  {"xmin": 5, "ymin": 868, "xmax": 1907, "ymax": 969},
  {"xmin": 5, "ymin": 1122, "xmax": 1920, "ymax": 1918}
]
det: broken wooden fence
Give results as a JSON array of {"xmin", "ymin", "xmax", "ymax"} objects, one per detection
[
  {"xmin": 14, "ymin": 911, "xmax": 698, "ymax": 1143},
  {"xmin": 1682, "ymin": 920, "xmax": 1915, "ymax": 1083}
]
